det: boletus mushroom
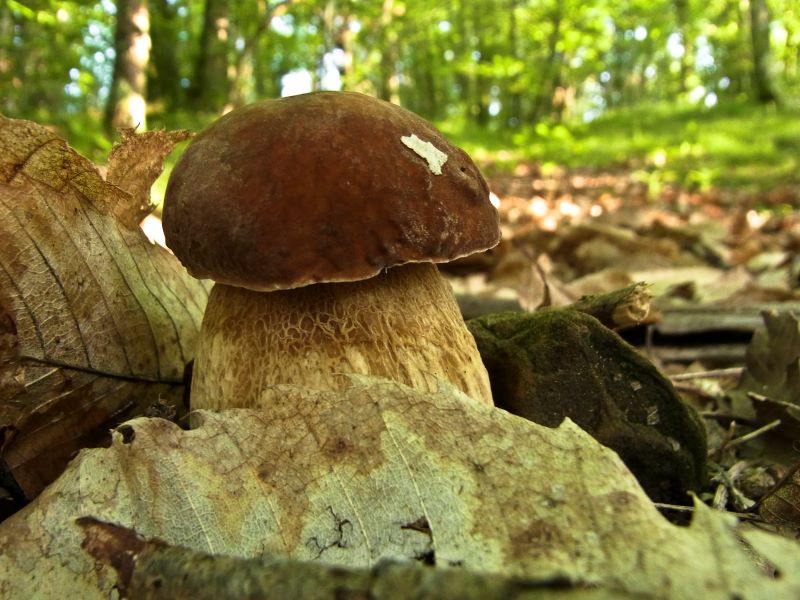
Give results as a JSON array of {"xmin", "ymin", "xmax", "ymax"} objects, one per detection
[{"xmin": 163, "ymin": 91, "xmax": 500, "ymax": 410}]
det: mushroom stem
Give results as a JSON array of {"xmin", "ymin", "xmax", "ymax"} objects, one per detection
[{"xmin": 191, "ymin": 263, "xmax": 493, "ymax": 409}]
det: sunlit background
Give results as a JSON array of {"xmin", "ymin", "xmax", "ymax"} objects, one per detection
[{"xmin": 2, "ymin": 0, "xmax": 798, "ymax": 196}]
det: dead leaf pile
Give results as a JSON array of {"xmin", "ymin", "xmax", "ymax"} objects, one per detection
[
  {"xmin": 1, "ymin": 378, "xmax": 799, "ymax": 598},
  {"xmin": 456, "ymin": 166, "xmax": 799, "ymax": 314},
  {"xmin": 0, "ymin": 116, "xmax": 209, "ymax": 502},
  {"xmin": 1, "ymin": 115, "xmax": 799, "ymax": 598}
]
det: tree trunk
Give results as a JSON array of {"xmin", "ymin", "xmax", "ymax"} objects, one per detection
[
  {"xmin": 0, "ymin": 6, "xmax": 14, "ymax": 115},
  {"xmin": 530, "ymin": 5, "xmax": 562, "ymax": 122},
  {"xmin": 470, "ymin": 2, "xmax": 490, "ymax": 126},
  {"xmin": 506, "ymin": 0, "xmax": 523, "ymax": 127},
  {"xmin": 190, "ymin": 0, "xmax": 230, "ymax": 110},
  {"xmin": 674, "ymin": 0, "xmax": 693, "ymax": 94},
  {"xmin": 104, "ymin": 0, "xmax": 150, "ymax": 132},
  {"xmin": 375, "ymin": 0, "xmax": 400, "ymax": 103},
  {"xmin": 148, "ymin": 0, "xmax": 181, "ymax": 109},
  {"xmin": 750, "ymin": 0, "xmax": 778, "ymax": 103}
]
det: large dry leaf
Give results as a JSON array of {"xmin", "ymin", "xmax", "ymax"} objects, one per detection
[
  {"xmin": 0, "ymin": 377, "xmax": 798, "ymax": 598},
  {"xmin": 0, "ymin": 116, "xmax": 208, "ymax": 498},
  {"xmin": 728, "ymin": 310, "xmax": 800, "ymax": 436}
]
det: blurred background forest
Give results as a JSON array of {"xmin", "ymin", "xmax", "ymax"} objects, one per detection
[{"xmin": 2, "ymin": 0, "xmax": 799, "ymax": 192}]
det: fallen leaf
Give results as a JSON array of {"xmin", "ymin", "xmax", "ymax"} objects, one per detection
[
  {"xmin": 105, "ymin": 127, "xmax": 192, "ymax": 227},
  {"xmin": 0, "ymin": 377, "xmax": 798, "ymax": 598},
  {"xmin": 0, "ymin": 116, "xmax": 209, "ymax": 499},
  {"xmin": 631, "ymin": 266, "xmax": 753, "ymax": 305},
  {"xmin": 728, "ymin": 310, "xmax": 800, "ymax": 436},
  {"xmin": 759, "ymin": 464, "xmax": 800, "ymax": 529}
]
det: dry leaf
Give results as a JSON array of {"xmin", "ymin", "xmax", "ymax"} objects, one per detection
[
  {"xmin": 0, "ymin": 377, "xmax": 798, "ymax": 598},
  {"xmin": 0, "ymin": 116, "xmax": 209, "ymax": 499},
  {"xmin": 759, "ymin": 464, "xmax": 800, "ymax": 529},
  {"xmin": 631, "ymin": 266, "xmax": 753, "ymax": 305},
  {"xmin": 728, "ymin": 310, "xmax": 800, "ymax": 436},
  {"xmin": 106, "ymin": 127, "xmax": 192, "ymax": 227}
]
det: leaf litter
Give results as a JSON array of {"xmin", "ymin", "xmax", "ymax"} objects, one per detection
[{"xmin": 0, "ymin": 119, "xmax": 799, "ymax": 596}]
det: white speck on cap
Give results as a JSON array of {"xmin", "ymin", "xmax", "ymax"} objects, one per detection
[{"xmin": 401, "ymin": 134, "xmax": 448, "ymax": 175}]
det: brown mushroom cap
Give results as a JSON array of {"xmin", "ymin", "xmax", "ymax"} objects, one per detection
[{"xmin": 163, "ymin": 91, "xmax": 500, "ymax": 291}]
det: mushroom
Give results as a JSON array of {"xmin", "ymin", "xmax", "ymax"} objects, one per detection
[{"xmin": 163, "ymin": 91, "xmax": 500, "ymax": 410}]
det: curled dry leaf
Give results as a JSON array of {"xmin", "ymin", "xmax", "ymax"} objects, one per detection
[
  {"xmin": 759, "ymin": 464, "xmax": 800, "ymax": 529},
  {"xmin": 728, "ymin": 310, "xmax": 800, "ymax": 437},
  {"xmin": 0, "ymin": 377, "xmax": 798, "ymax": 598},
  {"xmin": 0, "ymin": 116, "xmax": 209, "ymax": 499},
  {"xmin": 105, "ymin": 127, "xmax": 193, "ymax": 227}
]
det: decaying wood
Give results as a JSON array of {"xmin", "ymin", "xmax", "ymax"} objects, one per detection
[
  {"xmin": 569, "ymin": 282, "xmax": 652, "ymax": 330},
  {"xmin": 79, "ymin": 518, "xmax": 602, "ymax": 600},
  {"xmin": 654, "ymin": 303, "xmax": 800, "ymax": 335},
  {"xmin": 643, "ymin": 344, "xmax": 748, "ymax": 365}
]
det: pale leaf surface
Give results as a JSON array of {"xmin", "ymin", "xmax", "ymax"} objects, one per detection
[
  {"xmin": 0, "ymin": 378, "xmax": 797, "ymax": 598},
  {"xmin": 0, "ymin": 116, "xmax": 209, "ymax": 496}
]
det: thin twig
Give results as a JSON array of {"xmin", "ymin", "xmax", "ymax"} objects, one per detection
[
  {"xmin": 748, "ymin": 392, "xmax": 800, "ymax": 412},
  {"xmin": 699, "ymin": 411, "xmax": 760, "ymax": 425},
  {"xmin": 653, "ymin": 502, "xmax": 761, "ymax": 521},
  {"xmin": 670, "ymin": 367, "xmax": 744, "ymax": 381},
  {"xmin": 724, "ymin": 419, "xmax": 782, "ymax": 451},
  {"xmin": 672, "ymin": 381, "xmax": 720, "ymax": 402}
]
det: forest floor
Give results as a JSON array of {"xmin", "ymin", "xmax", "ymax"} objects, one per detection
[
  {"xmin": 447, "ymin": 100, "xmax": 800, "ymax": 191},
  {"xmin": 443, "ymin": 153, "xmax": 799, "ymax": 529},
  {"xmin": 144, "ymin": 101, "xmax": 799, "ymax": 529}
]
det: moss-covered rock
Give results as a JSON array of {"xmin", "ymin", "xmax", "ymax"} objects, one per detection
[{"xmin": 468, "ymin": 309, "xmax": 707, "ymax": 504}]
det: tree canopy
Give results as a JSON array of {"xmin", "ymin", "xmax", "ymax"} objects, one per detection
[{"xmin": 2, "ymin": 0, "xmax": 798, "ymax": 159}]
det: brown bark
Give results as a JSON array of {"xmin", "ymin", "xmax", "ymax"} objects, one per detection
[
  {"xmin": 750, "ymin": 0, "xmax": 778, "ymax": 103},
  {"xmin": 673, "ymin": 0, "xmax": 694, "ymax": 94},
  {"xmin": 105, "ymin": 0, "xmax": 150, "ymax": 132},
  {"xmin": 190, "ymin": 0, "xmax": 230, "ymax": 110},
  {"xmin": 530, "ymin": 5, "xmax": 563, "ymax": 122}
]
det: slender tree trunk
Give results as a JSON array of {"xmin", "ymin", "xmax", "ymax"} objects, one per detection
[
  {"xmin": 530, "ymin": 5, "xmax": 562, "ymax": 121},
  {"xmin": 506, "ymin": 0, "xmax": 522, "ymax": 126},
  {"xmin": 451, "ymin": 0, "xmax": 476, "ymax": 115},
  {"xmin": 419, "ymin": 28, "xmax": 440, "ymax": 117},
  {"xmin": 470, "ymin": 2, "xmax": 490, "ymax": 126},
  {"xmin": 750, "ymin": 0, "xmax": 778, "ymax": 103},
  {"xmin": 190, "ymin": 0, "xmax": 230, "ymax": 110},
  {"xmin": 0, "ymin": 6, "xmax": 14, "ymax": 115},
  {"xmin": 376, "ymin": 9, "xmax": 400, "ymax": 102},
  {"xmin": 148, "ymin": 0, "xmax": 180, "ymax": 109},
  {"xmin": 252, "ymin": 0, "xmax": 295, "ymax": 99},
  {"xmin": 674, "ymin": 0, "xmax": 693, "ymax": 94},
  {"xmin": 104, "ymin": 0, "xmax": 150, "ymax": 132}
]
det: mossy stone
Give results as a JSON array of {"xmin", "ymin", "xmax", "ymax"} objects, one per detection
[{"xmin": 468, "ymin": 309, "xmax": 707, "ymax": 504}]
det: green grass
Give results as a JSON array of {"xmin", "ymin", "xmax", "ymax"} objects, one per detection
[
  {"xmin": 440, "ymin": 101, "xmax": 800, "ymax": 192},
  {"xmin": 26, "ymin": 100, "xmax": 798, "ymax": 206}
]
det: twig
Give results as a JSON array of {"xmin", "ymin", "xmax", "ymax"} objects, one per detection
[
  {"xmin": 699, "ymin": 411, "xmax": 760, "ymax": 426},
  {"xmin": 724, "ymin": 419, "xmax": 782, "ymax": 451},
  {"xmin": 653, "ymin": 502, "xmax": 760, "ymax": 521},
  {"xmin": 748, "ymin": 392, "xmax": 800, "ymax": 412},
  {"xmin": 672, "ymin": 381, "xmax": 722, "ymax": 403},
  {"xmin": 670, "ymin": 367, "xmax": 744, "ymax": 381}
]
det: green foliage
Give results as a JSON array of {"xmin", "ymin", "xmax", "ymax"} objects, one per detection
[
  {"xmin": 2, "ymin": 0, "xmax": 799, "ymax": 191},
  {"xmin": 444, "ymin": 101, "xmax": 800, "ymax": 190}
]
